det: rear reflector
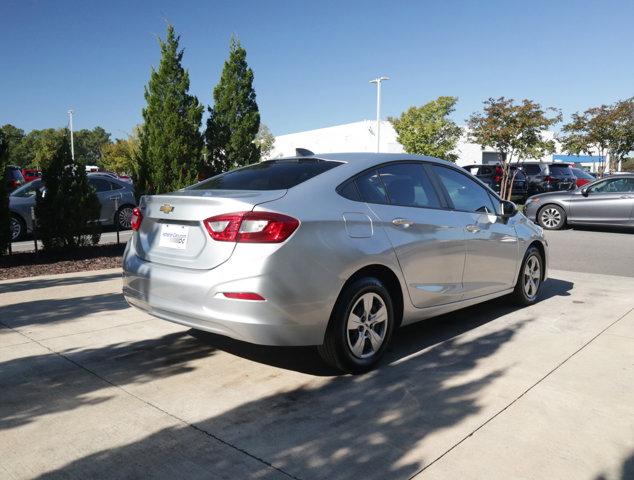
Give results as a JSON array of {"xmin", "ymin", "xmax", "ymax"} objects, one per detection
[
  {"xmin": 222, "ymin": 292, "xmax": 265, "ymax": 301},
  {"xmin": 131, "ymin": 207, "xmax": 143, "ymax": 231},
  {"xmin": 204, "ymin": 211, "xmax": 299, "ymax": 243}
]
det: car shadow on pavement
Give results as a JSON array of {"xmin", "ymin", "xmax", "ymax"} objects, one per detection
[
  {"xmin": 0, "ymin": 271, "xmax": 121, "ymax": 294},
  {"xmin": 189, "ymin": 277, "xmax": 574, "ymax": 377},
  {"xmin": 31, "ymin": 313, "xmax": 535, "ymax": 479},
  {"xmin": 0, "ymin": 292, "xmax": 128, "ymax": 329}
]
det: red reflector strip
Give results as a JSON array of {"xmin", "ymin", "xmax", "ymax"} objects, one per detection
[{"xmin": 222, "ymin": 292, "xmax": 265, "ymax": 301}]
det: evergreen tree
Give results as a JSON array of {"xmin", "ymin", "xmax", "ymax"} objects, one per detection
[
  {"xmin": 35, "ymin": 133, "xmax": 101, "ymax": 249},
  {"xmin": 0, "ymin": 131, "xmax": 10, "ymax": 254},
  {"xmin": 205, "ymin": 36, "xmax": 260, "ymax": 176},
  {"xmin": 138, "ymin": 24, "xmax": 204, "ymax": 194}
]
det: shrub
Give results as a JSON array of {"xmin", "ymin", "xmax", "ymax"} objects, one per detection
[{"xmin": 35, "ymin": 133, "xmax": 101, "ymax": 249}]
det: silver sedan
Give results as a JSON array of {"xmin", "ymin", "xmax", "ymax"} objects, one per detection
[
  {"xmin": 524, "ymin": 174, "xmax": 634, "ymax": 230},
  {"xmin": 9, "ymin": 173, "xmax": 137, "ymax": 241},
  {"xmin": 122, "ymin": 153, "xmax": 548, "ymax": 373}
]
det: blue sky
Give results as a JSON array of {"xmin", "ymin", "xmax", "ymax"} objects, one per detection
[{"xmin": 1, "ymin": 0, "xmax": 633, "ymax": 139}]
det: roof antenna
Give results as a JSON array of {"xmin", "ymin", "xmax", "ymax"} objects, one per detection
[{"xmin": 295, "ymin": 148, "xmax": 314, "ymax": 157}]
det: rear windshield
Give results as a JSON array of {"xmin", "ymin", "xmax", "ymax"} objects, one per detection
[
  {"xmin": 549, "ymin": 164, "xmax": 574, "ymax": 175},
  {"xmin": 6, "ymin": 167, "xmax": 24, "ymax": 181},
  {"xmin": 190, "ymin": 159, "xmax": 342, "ymax": 191}
]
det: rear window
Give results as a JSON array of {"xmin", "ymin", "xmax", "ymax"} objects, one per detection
[
  {"xmin": 6, "ymin": 167, "xmax": 24, "ymax": 181},
  {"xmin": 521, "ymin": 164, "xmax": 542, "ymax": 175},
  {"xmin": 190, "ymin": 159, "xmax": 341, "ymax": 191},
  {"xmin": 510, "ymin": 167, "xmax": 526, "ymax": 180},
  {"xmin": 549, "ymin": 164, "xmax": 574, "ymax": 176}
]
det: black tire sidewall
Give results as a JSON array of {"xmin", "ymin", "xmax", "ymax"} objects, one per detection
[
  {"xmin": 515, "ymin": 247, "xmax": 544, "ymax": 304},
  {"xmin": 538, "ymin": 204, "xmax": 566, "ymax": 230},
  {"xmin": 330, "ymin": 278, "xmax": 394, "ymax": 372},
  {"xmin": 10, "ymin": 215, "xmax": 25, "ymax": 241}
]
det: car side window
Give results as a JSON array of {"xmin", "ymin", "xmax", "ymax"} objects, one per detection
[
  {"xmin": 522, "ymin": 164, "xmax": 541, "ymax": 175},
  {"xmin": 590, "ymin": 178, "xmax": 633, "ymax": 193},
  {"xmin": 355, "ymin": 169, "xmax": 388, "ymax": 204},
  {"xmin": 433, "ymin": 166, "xmax": 496, "ymax": 213},
  {"xmin": 89, "ymin": 178, "xmax": 112, "ymax": 192},
  {"xmin": 487, "ymin": 192, "xmax": 501, "ymax": 215},
  {"xmin": 378, "ymin": 163, "xmax": 440, "ymax": 208}
]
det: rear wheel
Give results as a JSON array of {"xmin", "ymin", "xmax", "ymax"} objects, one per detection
[
  {"xmin": 10, "ymin": 215, "xmax": 26, "ymax": 241},
  {"xmin": 509, "ymin": 246, "xmax": 544, "ymax": 306},
  {"xmin": 116, "ymin": 205, "xmax": 135, "ymax": 230},
  {"xmin": 318, "ymin": 277, "xmax": 394, "ymax": 374},
  {"xmin": 538, "ymin": 204, "xmax": 566, "ymax": 230}
]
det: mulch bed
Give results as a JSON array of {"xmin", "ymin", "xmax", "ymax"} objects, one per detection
[{"xmin": 0, "ymin": 243, "xmax": 125, "ymax": 280}]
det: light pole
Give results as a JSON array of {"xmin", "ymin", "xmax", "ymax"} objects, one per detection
[
  {"xmin": 67, "ymin": 109, "xmax": 75, "ymax": 160},
  {"xmin": 369, "ymin": 76, "xmax": 389, "ymax": 153}
]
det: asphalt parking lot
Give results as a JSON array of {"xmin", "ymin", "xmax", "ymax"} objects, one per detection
[{"xmin": 1, "ymin": 228, "xmax": 633, "ymax": 480}]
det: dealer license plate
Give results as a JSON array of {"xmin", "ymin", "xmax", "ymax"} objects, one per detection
[{"xmin": 158, "ymin": 224, "xmax": 189, "ymax": 250}]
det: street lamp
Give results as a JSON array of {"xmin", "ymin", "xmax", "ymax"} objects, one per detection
[{"xmin": 369, "ymin": 76, "xmax": 389, "ymax": 153}]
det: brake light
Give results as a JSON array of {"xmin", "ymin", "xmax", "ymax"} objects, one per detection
[
  {"xmin": 222, "ymin": 292, "xmax": 265, "ymax": 301},
  {"xmin": 130, "ymin": 207, "xmax": 143, "ymax": 231},
  {"xmin": 204, "ymin": 211, "xmax": 299, "ymax": 243}
]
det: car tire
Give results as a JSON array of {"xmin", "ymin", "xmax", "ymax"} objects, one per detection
[
  {"xmin": 509, "ymin": 246, "xmax": 544, "ymax": 306},
  {"xmin": 10, "ymin": 214, "xmax": 26, "ymax": 242},
  {"xmin": 116, "ymin": 205, "xmax": 135, "ymax": 230},
  {"xmin": 537, "ymin": 204, "xmax": 566, "ymax": 230},
  {"xmin": 318, "ymin": 277, "xmax": 395, "ymax": 374}
]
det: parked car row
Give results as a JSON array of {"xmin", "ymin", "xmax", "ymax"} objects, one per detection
[{"xmin": 9, "ymin": 173, "xmax": 137, "ymax": 241}]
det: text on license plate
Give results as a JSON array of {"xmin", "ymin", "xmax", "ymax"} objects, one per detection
[{"xmin": 158, "ymin": 224, "xmax": 189, "ymax": 250}]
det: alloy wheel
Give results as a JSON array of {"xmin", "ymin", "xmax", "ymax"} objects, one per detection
[
  {"xmin": 523, "ymin": 255, "xmax": 541, "ymax": 299},
  {"xmin": 540, "ymin": 207, "xmax": 562, "ymax": 229},
  {"xmin": 346, "ymin": 292, "xmax": 389, "ymax": 359},
  {"xmin": 118, "ymin": 207, "xmax": 134, "ymax": 229},
  {"xmin": 10, "ymin": 217, "xmax": 22, "ymax": 241}
]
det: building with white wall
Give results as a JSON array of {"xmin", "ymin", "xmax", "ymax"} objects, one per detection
[{"xmin": 269, "ymin": 120, "xmax": 606, "ymax": 172}]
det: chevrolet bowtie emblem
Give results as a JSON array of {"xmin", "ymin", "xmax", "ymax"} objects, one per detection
[{"xmin": 159, "ymin": 204, "xmax": 174, "ymax": 214}]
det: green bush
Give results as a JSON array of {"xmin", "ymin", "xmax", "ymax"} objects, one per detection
[
  {"xmin": 0, "ymin": 131, "xmax": 10, "ymax": 254},
  {"xmin": 35, "ymin": 133, "xmax": 101, "ymax": 249}
]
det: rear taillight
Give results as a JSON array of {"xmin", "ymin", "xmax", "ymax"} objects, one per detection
[
  {"xmin": 130, "ymin": 207, "xmax": 143, "ymax": 231},
  {"xmin": 203, "ymin": 211, "xmax": 299, "ymax": 243},
  {"xmin": 544, "ymin": 175, "xmax": 554, "ymax": 184}
]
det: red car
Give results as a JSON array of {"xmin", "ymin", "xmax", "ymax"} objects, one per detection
[
  {"xmin": 22, "ymin": 168, "xmax": 42, "ymax": 183},
  {"xmin": 571, "ymin": 167, "xmax": 595, "ymax": 187}
]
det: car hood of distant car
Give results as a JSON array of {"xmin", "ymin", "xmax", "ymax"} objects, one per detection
[{"xmin": 527, "ymin": 190, "xmax": 575, "ymax": 202}]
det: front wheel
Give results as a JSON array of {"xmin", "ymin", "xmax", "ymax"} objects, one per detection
[
  {"xmin": 318, "ymin": 277, "xmax": 395, "ymax": 374},
  {"xmin": 538, "ymin": 204, "xmax": 566, "ymax": 230},
  {"xmin": 509, "ymin": 246, "xmax": 544, "ymax": 306}
]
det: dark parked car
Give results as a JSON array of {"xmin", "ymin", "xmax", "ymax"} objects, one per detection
[
  {"xmin": 5, "ymin": 165, "xmax": 25, "ymax": 192},
  {"xmin": 9, "ymin": 173, "xmax": 137, "ymax": 241},
  {"xmin": 462, "ymin": 164, "xmax": 528, "ymax": 201},
  {"xmin": 518, "ymin": 162, "xmax": 577, "ymax": 195},
  {"xmin": 571, "ymin": 168, "xmax": 595, "ymax": 188},
  {"xmin": 524, "ymin": 174, "xmax": 634, "ymax": 229}
]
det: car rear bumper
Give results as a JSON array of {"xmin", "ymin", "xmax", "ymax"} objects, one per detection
[{"xmin": 122, "ymin": 239, "xmax": 329, "ymax": 346}]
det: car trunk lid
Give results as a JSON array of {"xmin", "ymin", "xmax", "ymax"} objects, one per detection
[{"xmin": 135, "ymin": 189, "xmax": 286, "ymax": 270}]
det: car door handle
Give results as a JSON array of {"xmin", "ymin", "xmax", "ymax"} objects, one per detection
[
  {"xmin": 108, "ymin": 195, "xmax": 122, "ymax": 200},
  {"xmin": 392, "ymin": 218, "xmax": 414, "ymax": 228},
  {"xmin": 465, "ymin": 224, "xmax": 481, "ymax": 233}
]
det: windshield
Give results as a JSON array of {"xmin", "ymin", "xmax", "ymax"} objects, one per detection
[
  {"xmin": 11, "ymin": 179, "xmax": 43, "ymax": 197},
  {"xmin": 189, "ymin": 159, "xmax": 342, "ymax": 191},
  {"xmin": 549, "ymin": 164, "xmax": 574, "ymax": 176}
]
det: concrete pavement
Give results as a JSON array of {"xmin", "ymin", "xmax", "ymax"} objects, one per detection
[{"xmin": 1, "ymin": 267, "xmax": 633, "ymax": 479}]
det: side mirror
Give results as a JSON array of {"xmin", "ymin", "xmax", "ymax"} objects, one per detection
[
  {"xmin": 581, "ymin": 187, "xmax": 589, "ymax": 197},
  {"xmin": 501, "ymin": 200, "xmax": 518, "ymax": 218}
]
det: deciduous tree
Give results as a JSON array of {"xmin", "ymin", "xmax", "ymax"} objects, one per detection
[
  {"xmin": 255, "ymin": 123, "xmax": 275, "ymax": 159},
  {"xmin": 467, "ymin": 97, "xmax": 561, "ymax": 200},
  {"xmin": 389, "ymin": 96, "xmax": 462, "ymax": 161},
  {"xmin": 138, "ymin": 24, "xmax": 204, "ymax": 194}
]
